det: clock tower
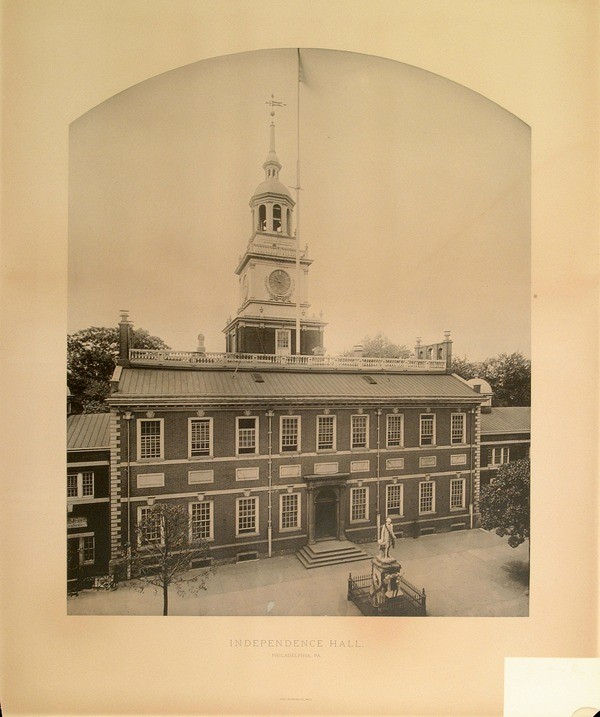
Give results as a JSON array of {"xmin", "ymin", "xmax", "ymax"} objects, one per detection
[{"xmin": 223, "ymin": 102, "xmax": 326, "ymax": 356}]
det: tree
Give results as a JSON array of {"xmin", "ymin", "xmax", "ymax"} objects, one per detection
[
  {"xmin": 342, "ymin": 332, "xmax": 411, "ymax": 359},
  {"xmin": 67, "ymin": 326, "xmax": 170, "ymax": 413},
  {"xmin": 132, "ymin": 502, "xmax": 213, "ymax": 616},
  {"xmin": 479, "ymin": 458, "xmax": 530, "ymax": 549},
  {"xmin": 451, "ymin": 352, "xmax": 530, "ymax": 407},
  {"xmin": 480, "ymin": 352, "xmax": 531, "ymax": 407},
  {"xmin": 450, "ymin": 356, "xmax": 480, "ymax": 381}
]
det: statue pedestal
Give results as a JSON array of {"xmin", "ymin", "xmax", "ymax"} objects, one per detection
[{"xmin": 371, "ymin": 556, "xmax": 403, "ymax": 603}]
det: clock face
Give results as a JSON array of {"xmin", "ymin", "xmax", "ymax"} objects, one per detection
[{"xmin": 268, "ymin": 269, "xmax": 292, "ymax": 296}]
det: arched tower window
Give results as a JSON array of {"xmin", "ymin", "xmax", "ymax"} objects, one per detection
[
  {"xmin": 438, "ymin": 346, "xmax": 443, "ymax": 359},
  {"xmin": 258, "ymin": 205, "xmax": 266, "ymax": 231},
  {"xmin": 427, "ymin": 347, "xmax": 433, "ymax": 359},
  {"xmin": 273, "ymin": 204, "xmax": 282, "ymax": 233}
]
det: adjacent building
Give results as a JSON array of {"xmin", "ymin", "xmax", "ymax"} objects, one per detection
[{"xmin": 67, "ymin": 412, "xmax": 111, "ymax": 588}]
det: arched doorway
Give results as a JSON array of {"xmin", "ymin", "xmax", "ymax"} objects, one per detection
[{"xmin": 315, "ymin": 488, "xmax": 338, "ymax": 539}]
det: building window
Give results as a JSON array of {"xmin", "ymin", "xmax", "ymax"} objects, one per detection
[
  {"xmin": 68, "ymin": 534, "xmax": 95, "ymax": 566},
  {"xmin": 258, "ymin": 204, "xmax": 266, "ymax": 230},
  {"xmin": 67, "ymin": 471, "xmax": 94, "ymax": 498},
  {"xmin": 419, "ymin": 414, "xmax": 435, "ymax": 446},
  {"xmin": 386, "ymin": 414, "xmax": 404, "ymax": 448},
  {"xmin": 451, "ymin": 413, "xmax": 466, "ymax": 444},
  {"xmin": 273, "ymin": 203, "xmax": 282, "ymax": 232},
  {"xmin": 236, "ymin": 497, "xmax": 259, "ymax": 536},
  {"xmin": 275, "ymin": 329, "xmax": 291, "ymax": 356},
  {"xmin": 190, "ymin": 501, "xmax": 213, "ymax": 541},
  {"xmin": 237, "ymin": 416, "xmax": 258, "ymax": 455},
  {"xmin": 450, "ymin": 478, "xmax": 466, "ymax": 510},
  {"xmin": 138, "ymin": 418, "xmax": 164, "ymax": 460},
  {"xmin": 317, "ymin": 415, "xmax": 336, "ymax": 450},
  {"xmin": 280, "ymin": 493, "xmax": 300, "ymax": 530},
  {"xmin": 281, "ymin": 416, "xmax": 300, "ymax": 453},
  {"xmin": 419, "ymin": 480, "xmax": 435, "ymax": 514},
  {"xmin": 137, "ymin": 506, "xmax": 163, "ymax": 546},
  {"xmin": 351, "ymin": 414, "xmax": 369, "ymax": 449},
  {"xmin": 189, "ymin": 417, "xmax": 212, "ymax": 457},
  {"xmin": 490, "ymin": 447, "xmax": 510, "ymax": 465},
  {"xmin": 386, "ymin": 483, "xmax": 403, "ymax": 517},
  {"xmin": 350, "ymin": 486, "xmax": 368, "ymax": 522},
  {"xmin": 82, "ymin": 536, "xmax": 95, "ymax": 564}
]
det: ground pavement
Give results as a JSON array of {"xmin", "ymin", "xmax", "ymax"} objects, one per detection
[{"xmin": 67, "ymin": 528, "xmax": 529, "ymax": 617}]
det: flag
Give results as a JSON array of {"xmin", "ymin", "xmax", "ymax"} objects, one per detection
[{"xmin": 297, "ymin": 48, "xmax": 305, "ymax": 83}]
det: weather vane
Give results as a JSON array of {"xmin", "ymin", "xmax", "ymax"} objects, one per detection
[{"xmin": 265, "ymin": 94, "xmax": 286, "ymax": 118}]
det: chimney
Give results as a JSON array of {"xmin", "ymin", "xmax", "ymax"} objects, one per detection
[
  {"xmin": 118, "ymin": 310, "xmax": 132, "ymax": 366},
  {"xmin": 197, "ymin": 332, "xmax": 206, "ymax": 354},
  {"xmin": 414, "ymin": 337, "xmax": 422, "ymax": 359},
  {"xmin": 353, "ymin": 344, "xmax": 364, "ymax": 358},
  {"xmin": 443, "ymin": 330, "xmax": 453, "ymax": 371}
]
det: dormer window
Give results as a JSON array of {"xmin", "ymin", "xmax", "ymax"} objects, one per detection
[
  {"xmin": 258, "ymin": 205, "xmax": 266, "ymax": 231},
  {"xmin": 273, "ymin": 204, "xmax": 282, "ymax": 232}
]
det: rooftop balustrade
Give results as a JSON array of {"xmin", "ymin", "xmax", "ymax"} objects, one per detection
[{"xmin": 128, "ymin": 349, "xmax": 447, "ymax": 372}]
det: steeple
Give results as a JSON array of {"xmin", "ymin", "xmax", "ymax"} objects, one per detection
[
  {"xmin": 262, "ymin": 109, "xmax": 282, "ymax": 181},
  {"xmin": 222, "ymin": 96, "xmax": 326, "ymax": 357},
  {"xmin": 249, "ymin": 96, "xmax": 294, "ymax": 235}
]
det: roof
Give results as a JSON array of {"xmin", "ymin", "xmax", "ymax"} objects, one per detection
[
  {"xmin": 110, "ymin": 367, "xmax": 482, "ymax": 405},
  {"xmin": 480, "ymin": 407, "xmax": 531, "ymax": 434},
  {"xmin": 252, "ymin": 177, "xmax": 293, "ymax": 200},
  {"xmin": 67, "ymin": 412, "xmax": 111, "ymax": 450}
]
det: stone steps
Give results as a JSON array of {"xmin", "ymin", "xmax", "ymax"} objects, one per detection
[{"xmin": 296, "ymin": 540, "xmax": 370, "ymax": 569}]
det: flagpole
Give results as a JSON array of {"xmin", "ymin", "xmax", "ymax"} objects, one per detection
[{"xmin": 295, "ymin": 49, "xmax": 301, "ymax": 355}]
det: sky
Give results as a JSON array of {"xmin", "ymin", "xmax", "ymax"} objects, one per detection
[{"xmin": 68, "ymin": 48, "xmax": 530, "ymax": 361}]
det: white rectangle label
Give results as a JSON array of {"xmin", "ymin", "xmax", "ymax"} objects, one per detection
[{"xmin": 137, "ymin": 473, "xmax": 165, "ymax": 488}]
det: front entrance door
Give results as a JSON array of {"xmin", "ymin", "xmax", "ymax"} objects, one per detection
[{"xmin": 315, "ymin": 488, "xmax": 337, "ymax": 539}]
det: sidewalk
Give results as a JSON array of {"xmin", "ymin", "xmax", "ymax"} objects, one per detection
[{"xmin": 67, "ymin": 529, "xmax": 529, "ymax": 617}]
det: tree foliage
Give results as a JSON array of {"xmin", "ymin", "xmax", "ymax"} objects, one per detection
[
  {"xmin": 342, "ymin": 332, "xmax": 411, "ymax": 359},
  {"xmin": 67, "ymin": 326, "xmax": 169, "ymax": 413},
  {"xmin": 132, "ymin": 502, "xmax": 213, "ymax": 616},
  {"xmin": 479, "ymin": 458, "xmax": 530, "ymax": 549},
  {"xmin": 451, "ymin": 352, "xmax": 530, "ymax": 407}
]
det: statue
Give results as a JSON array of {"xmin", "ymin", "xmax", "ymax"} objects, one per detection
[{"xmin": 378, "ymin": 517, "xmax": 396, "ymax": 560}]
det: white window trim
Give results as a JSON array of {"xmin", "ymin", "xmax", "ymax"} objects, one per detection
[
  {"xmin": 188, "ymin": 416, "xmax": 214, "ymax": 458},
  {"xmin": 386, "ymin": 414, "xmax": 404, "ymax": 448},
  {"xmin": 418, "ymin": 480, "xmax": 436, "ymax": 515},
  {"xmin": 386, "ymin": 482, "xmax": 404, "ymax": 518},
  {"xmin": 136, "ymin": 505, "xmax": 165, "ymax": 547},
  {"xmin": 189, "ymin": 500, "xmax": 215, "ymax": 542},
  {"xmin": 67, "ymin": 471, "xmax": 94, "ymax": 499},
  {"xmin": 275, "ymin": 328, "xmax": 292, "ymax": 356},
  {"xmin": 316, "ymin": 414, "xmax": 337, "ymax": 452},
  {"xmin": 419, "ymin": 414, "xmax": 436, "ymax": 447},
  {"xmin": 451, "ymin": 412, "xmax": 467, "ymax": 445},
  {"xmin": 235, "ymin": 496, "xmax": 260, "ymax": 537},
  {"xmin": 450, "ymin": 477, "xmax": 466, "ymax": 511},
  {"xmin": 280, "ymin": 415, "xmax": 301, "ymax": 454},
  {"xmin": 490, "ymin": 446, "xmax": 510, "ymax": 466},
  {"xmin": 350, "ymin": 486, "xmax": 369, "ymax": 523},
  {"xmin": 279, "ymin": 492, "xmax": 302, "ymax": 532},
  {"xmin": 236, "ymin": 415, "xmax": 259, "ymax": 456},
  {"xmin": 136, "ymin": 417, "xmax": 165, "ymax": 461},
  {"xmin": 68, "ymin": 534, "xmax": 96, "ymax": 566},
  {"xmin": 351, "ymin": 414, "xmax": 370, "ymax": 450}
]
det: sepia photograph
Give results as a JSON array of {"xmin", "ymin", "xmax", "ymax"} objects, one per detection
[
  {"xmin": 2, "ymin": 3, "xmax": 596, "ymax": 716},
  {"xmin": 67, "ymin": 48, "xmax": 530, "ymax": 617}
]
